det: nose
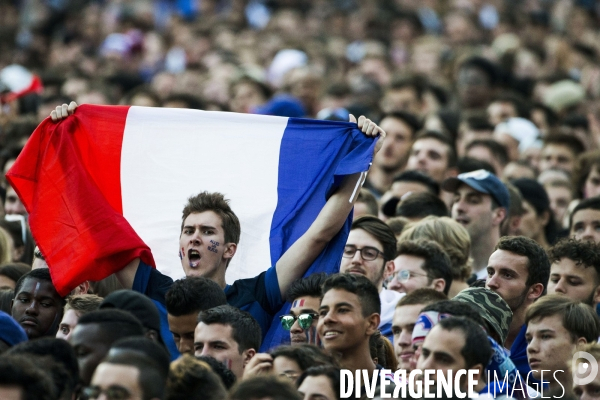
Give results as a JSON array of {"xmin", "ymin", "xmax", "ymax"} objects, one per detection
[
  {"xmin": 290, "ymin": 319, "xmax": 304, "ymax": 334},
  {"xmin": 388, "ymin": 277, "xmax": 402, "ymax": 292},
  {"xmin": 351, "ymin": 249, "xmax": 363, "ymax": 264},
  {"xmin": 582, "ymin": 226, "xmax": 596, "ymax": 242},
  {"xmin": 179, "ymin": 339, "xmax": 193, "ymax": 355},
  {"xmin": 399, "ymin": 330, "xmax": 412, "ymax": 347},
  {"xmin": 553, "ymin": 279, "xmax": 566, "ymax": 294},
  {"xmin": 527, "ymin": 337, "xmax": 539, "ymax": 355},
  {"xmin": 25, "ymin": 300, "xmax": 39, "ymax": 315}
]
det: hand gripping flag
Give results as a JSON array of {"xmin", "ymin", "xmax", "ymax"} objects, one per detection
[{"xmin": 7, "ymin": 105, "xmax": 375, "ymax": 296}]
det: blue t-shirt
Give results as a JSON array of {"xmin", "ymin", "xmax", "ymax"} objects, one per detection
[
  {"xmin": 509, "ymin": 324, "xmax": 530, "ymax": 379},
  {"xmin": 132, "ymin": 261, "xmax": 283, "ymax": 350}
]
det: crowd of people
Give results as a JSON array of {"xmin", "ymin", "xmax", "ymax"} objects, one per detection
[{"xmin": 3, "ymin": 0, "xmax": 600, "ymax": 399}]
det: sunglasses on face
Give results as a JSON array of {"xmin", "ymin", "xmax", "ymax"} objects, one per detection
[
  {"xmin": 82, "ymin": 385, "xmax": 132, "ymax": 400},
  {"xmin": 280, "ymin": 313, "xmax": 319, "ymax": 330}
]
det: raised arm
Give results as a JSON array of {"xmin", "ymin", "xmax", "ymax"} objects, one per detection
[
  {"xmin": 50, "ymin": 102, "xmax": 139, "ymax": 289},
  {"xmin": 275, "ymin": 115, "xmax": 385, "ymax": 297}
]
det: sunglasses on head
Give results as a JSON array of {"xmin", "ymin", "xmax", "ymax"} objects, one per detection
[{"xmin": 279, "ymin": 313, "xmax": 319, "ymax": 330}]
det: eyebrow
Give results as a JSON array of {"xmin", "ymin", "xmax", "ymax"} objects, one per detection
[
  {"xmin": 194, "ymin": 340, "xmax": 229, "ymax": 347},
  {"xmin": 183, "ymin": 224, "xmax": 217, "ymax": 230}
]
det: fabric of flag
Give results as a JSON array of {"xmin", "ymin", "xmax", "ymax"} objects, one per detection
[{"xmin": 7, "ymin": 105, "xmax": 375, "ymax": 296}]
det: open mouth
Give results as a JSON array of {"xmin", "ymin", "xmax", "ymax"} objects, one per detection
[{"xmin": 188, "ymin": 249, "xmax": 201, "ymax": 268}]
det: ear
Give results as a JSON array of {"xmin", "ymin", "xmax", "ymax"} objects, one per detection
[
  {"xmin": 577, "ymin": 337, "xmax": 588, "ymax": 346},
  {"xmin": 223, "ymin": 243, "xmax": 237, "ymax": 260},
  {"xmin": 145, "ymin": 330, "xmax": 159, "ymax": 342},
  {"xmin": 366, "ymin": 313, "xmax": 381, "ymax": 336},
  {"xmin": 242, "ymin": 348, "xmax": 256, "ymax": 366},
  {"xmin": 431, "ymin": 278, "xmax": 446, "ymax": 293},
  {"xmin": 593, "ymin": 285, "xmax": 600, "ymax": 307},
  {"xmin": 383, "ymin": 260, "xmax": 395, "ymax": 280},
  {"xmin": 527, "ymin": 283, "xmax": 545, "ymax": 301},
  {"xmin": 492, "ymin": 207, "xmax": 507, "ymax": 226},
  {"xmin": 444, "ymin": 167, "xmax": 459, "ymax": 180}
]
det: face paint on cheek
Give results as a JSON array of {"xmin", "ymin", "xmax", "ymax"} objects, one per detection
[
  {"xmin": 305, "ymin": 325, "xmax": 320, "ymax": 345},
  {"xmin": 208, "ymin": 240, "xmax": 219, "ymax": 253},
  {"xmin": 179, "ymin": 247, "xmax": 184, "ymax": 260}
]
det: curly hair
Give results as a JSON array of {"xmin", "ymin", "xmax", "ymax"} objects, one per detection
[
  {"xmin": 166, "ymin": 355, "xmax": 227, "ymax": 400},
  {"xmin": 548, "ymin": 238, "xmax": 600, "ymax": 282}
]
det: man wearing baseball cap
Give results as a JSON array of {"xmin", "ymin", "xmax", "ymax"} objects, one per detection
[{"xmin": 443, "ymin": 169, "xmax": 510, "ymax": 280}]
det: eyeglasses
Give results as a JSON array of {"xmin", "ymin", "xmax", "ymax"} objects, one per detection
[
  {"xmin": 280, "ymin": 313, "xmax": 319, "ymax": 330},
  {"xmin": 342, "ymin": 245, "xmax": 384, "ymax": 261},
  {"xmin": 386, "ymin": 269, "xmax": 430, "ymax": 285},
  {"xmin": 82, "ymin": 386, "xmax": 132, "ymax": 400}
]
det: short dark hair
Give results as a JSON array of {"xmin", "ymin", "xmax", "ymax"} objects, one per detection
[
  {"xmin": 549, "ymin": 238, "xmax": 600, "ymax": 283},
  {"xmin": 0, "ymin": 355, "xmax": 56, "ymax": 400},
  {"xmin": 196, "ymin": 355, "xmax": 237, "ymax": 389},
  {"xmin": 285, "ymin": 273, "xmax": 328, "ymax": 303},
  {"xmin": 162, "ymin": 93, "xmax": 205, "ymax": 110},
  {"xmin": 491, "ymin": 92, "xmax": 530, "ymax": 118},
  {"xmin": 0, "ymin": 262, "xmax": 30, "ymax": 284},
  {"xmin": 296, "ymin": 366, "xmax": 341, "ymax": 400},
  {"xmin": 459, "ymin": 56, "xmax": 500, "ymax": 86},
  {"xmin": 351, "ymin": 216, "xmax": 397, "ymax": 262},
  {"xmin": 380, "ymin": 111, "xmax": 422, "ymax": 137},
  {"xmin": 544, "ymin": 133, "xmax": 585, "ymax": 157},
  {"xmin": 437, "ymin": 317, "xmax": 493, "ymax": 369},
  {"xmin": 77, "ymin": 309, "xmax": 145, "ymax": 343},
  {"xmin": 466, "ymin": 139, "xmax": 509, "ymax": 167},
  {"xmin": 6, "ymin": 337, "xmax": 79, "ymax": 398},
  {"xmin": 229, "ymin": 376, "xmax": 302, "ymax": 400},
  {"xmin": 393, "ymin": 170, "xmax": 440, "ymax": 196},
  {"xmin": 413, "ymin": 130, "xmax": 458, "ymax": 168},
  {"xmin": 525, "ymin": 295, "xmax": 600, "ymax": 343},
  {"xmin": 495, "ymin": 236, "xmax": 550, "ymax": 292},
  {"xmin": 197, "ymin": 305, "xmax": 261, "ymax": 353},
  {"xmin": 388, "ymin": 76, "xmax": 427, "ymax": 102},
  {"xmin": 322, "ymin": 273, "xmax": 381, "ymax": 317},
  {"xmin": 14, "ymin": 268, "xmax": 64, "ymax": 305},
  {"xmin": 102, "ymin": 351, "xmax": 167, "ymax": 400},
  {"xmin": 181, "ymin": 192, "xmax": 241, "ymax": 245},
  {"xmin": 165, "ymin": 277, "xmax": 227, "ymax": 316},
  {"xmin": 570, "ymin": 196, "xmax": 600, "ymax": 231},
  {"xmin": 396, "ymin": 288, "xmax": 448, "ymax": 308},
  {"xmin": 457, "ymin": 157, "xmax": 496, "ymax": 175},
  {"xmin": 270, "ymin": 344, "xmax": 336, "ymax": 371},
  {"xmin": 395, "ymin": 240, "xmax": 454, "ymax": 295},
  {"xmin": 110, "ymin": 337, "xmax": 171, "ymax": 378},
  {"xmin": 396, "ymin": 192, "xmax": 448, "ymax": 219}
]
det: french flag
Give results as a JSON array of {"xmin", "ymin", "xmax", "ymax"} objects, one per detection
[{"xmin": 7, "ymin": 105, "xmax": 375, "ymax": 296}]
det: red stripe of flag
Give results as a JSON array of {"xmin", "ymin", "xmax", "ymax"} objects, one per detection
[{"xmin": 7, "ymin": 104, "xmax": 155, "ymax": 295}]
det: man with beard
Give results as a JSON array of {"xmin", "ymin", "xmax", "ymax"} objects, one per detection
[
  {"xmin": 485, "ymin": 236, "xmax": 550, "ymax": 378},
  {"xmin": 364, "ymin": 112, "xmax": 421, "ymax": 198},
  {"xmin": 339, "ymin": 216, "xmax": 402, "ymax": 341},
  {"xmin": 11, "ymin": 268, "xmax": 65, "ymax": 339},
  {"xmin": 547, "ymin": 238, "xmax": 600, "ymax": 306},
  {"xmin": 443, "ymin": 169, "xmax": 510, "ymax": 279}
]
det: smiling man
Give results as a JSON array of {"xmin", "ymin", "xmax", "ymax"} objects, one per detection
[
  {"xmin": 11, "ymin": 268, "xmax": 65, "ymax": 339},
  {"xmin": 317, "ymin": 274, "xmax": 380, "ymax": 380},
  {"xmin": 547, "ymin": 238, "xmax": 600, "ymax": 306},
  {"xmin": 444, "ymin": 169, "xmax": 510, "ymax": 278},
  {"xmin": 339, "ymin": 216, "xmax": 401, "ymax": 341}
]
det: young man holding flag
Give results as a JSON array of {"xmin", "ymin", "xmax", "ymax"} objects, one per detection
[{"xmin": 39, "ymin": 102, "xmax": 385, "ymax": 351}]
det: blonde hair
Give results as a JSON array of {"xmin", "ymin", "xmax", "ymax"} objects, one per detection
[
  {"xmin": 399, "ymin": 216, "xmax": 472, "ymax": 280},
  {"xmin": 0, "ymin": 227, "xmax": 12, "ymax": 265}
]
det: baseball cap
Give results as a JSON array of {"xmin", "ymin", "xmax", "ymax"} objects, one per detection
[{"xmin": 442, "ymin": 169, "xmax": 510, "ymax": 210}]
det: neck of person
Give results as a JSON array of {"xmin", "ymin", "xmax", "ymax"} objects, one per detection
[
  {"xmin": 367, "ymin": 165, "xmax": 402, "ymax": 194},
  {"xmin": 548, "ymin": 369, "xmax": 572, "ymax": 397},
  {"xmin": 447, "ymin": 280, "xmax": 469, "ymax": 298},
  {"xmin": 505, "ymin": 303, "xmax": 529, "ymax": 349},
  {"xmin": 470, "ymin": 229, "xmax": 500, "ymax": 274},
  {"xmin": 339, "ymin": 341, "xmax": 376, "ymax": 374},
  {"xmin": 533, "ymin": 231, "xmax": 550, "ymax": 250}
]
